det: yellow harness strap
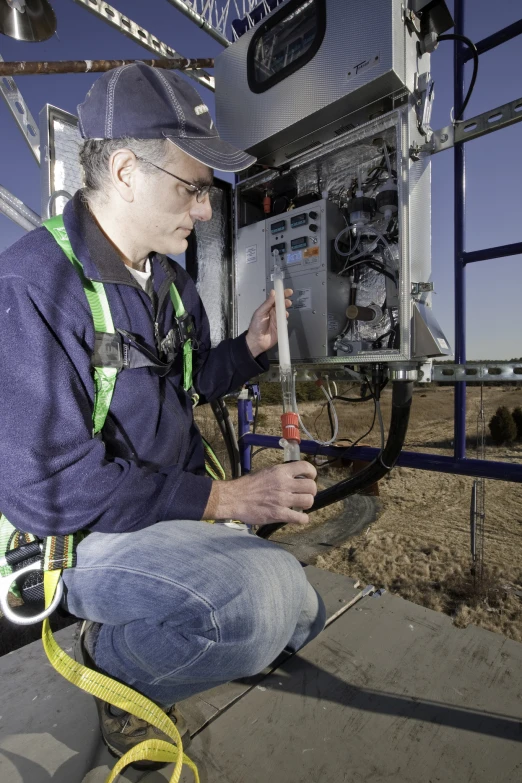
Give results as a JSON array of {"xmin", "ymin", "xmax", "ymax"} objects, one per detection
[{"xmin": 43, "ymin": 571, "xmax": 199, "ymax": 782}]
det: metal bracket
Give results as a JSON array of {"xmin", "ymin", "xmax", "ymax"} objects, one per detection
[
  {"xmin": 402, "ymin": 6, "xmax": 422, "ymax": 36},
  {"xmin": 433, "ymin": 363, "xmax": 522, "ymax": 383},
  {"xmin": 0, "ymin": 184, "xmax": 41, "ymax": 231},
  {"xmin": 411, "ymin": 281, "xmax": 434, "ymax": 296},
  {"xmin": 70, "ymin": 0, "xmax": 215, "ymax": 92},
  {"xmin": 0, "ymin": 53, "xmax": 40, "ymax": 163},
  {"xmin": 414, "ymin": 72, "xmax": 435, "ymax": 140},
  {"xmin": 420, "ymin": 95, "xmax": 522, "ymax": 155}
]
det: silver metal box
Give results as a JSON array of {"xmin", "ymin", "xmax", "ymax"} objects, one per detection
[
  {"xmin": 215, "ymin": 0, "xmax": 418, "ymax": 164},
  {"xmin": 234, "ymin": 105, "xmax": 450, "ymax": 367}
]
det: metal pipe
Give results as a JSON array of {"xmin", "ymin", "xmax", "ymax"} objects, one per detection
[
  {"xmin": 465, "ymin": 17, "xmax": 522, "ymax": 60},
  {"xmin": 453, "ymin": 0, "xmax": 467, "ymax": 461},
  {"xmin": 164, "ymin": 0, "xmax": 231, "ymax": 48},
  {"xmin": 238, "ymin": 396, "xmax": 253, "ymax": 474},
  {"xmin": 0, "ymin": 185, "xmax": 41, "ymax": 231},
  {"xmin": 241, "ymin": 433, "xmax": 522, "ymax": 483},
  {"xmin": 0, "ymin": 57, "xmax": 214, "ymax": 77},
  {"xmin": 462, "ymin": 241, "xmax": 522, "ymax": 265}
]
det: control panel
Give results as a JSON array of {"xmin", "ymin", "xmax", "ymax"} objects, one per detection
[{"xmin": 267, "ymin": 204, "xmax": 325, "ymax": 280}]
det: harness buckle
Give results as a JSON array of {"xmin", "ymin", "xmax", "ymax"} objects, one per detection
[
  {"xmin": 177, "ymin": 312, "xmax": 196, "ymax": 346},
  {"xmin": 0, "ymin": 548, "xmax": 64, "ymax": 626}
]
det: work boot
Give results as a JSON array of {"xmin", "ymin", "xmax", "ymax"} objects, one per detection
[{"xmin": 75, "ymin": 620, "xmax": 189, "ymax": 770}]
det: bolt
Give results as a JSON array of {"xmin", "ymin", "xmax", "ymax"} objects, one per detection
[
  {"xmin": 440, "ymin": 133, "xmax": 448, "ymax": 143},
  {"xmin": 312, "ymin": 310, "xmax": 316, "ymax": 314}
]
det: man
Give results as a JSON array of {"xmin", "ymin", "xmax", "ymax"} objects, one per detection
[{"xmin": 0, "ymin": 64, "xmax": 324, "ymax": 761}]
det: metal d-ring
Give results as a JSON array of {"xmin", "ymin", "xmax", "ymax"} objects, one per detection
[{"xmin": 0, "ymin": 559, "xmax": 63, "ymax": 626}]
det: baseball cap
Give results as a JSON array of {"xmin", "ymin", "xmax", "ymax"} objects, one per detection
[{"xmin": 77, "ymin": 62, "xmax": 256, "ymax": 173}]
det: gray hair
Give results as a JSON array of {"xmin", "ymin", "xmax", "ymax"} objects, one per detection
[{"xmin": 79, "ymin": 137, "xmax": 172, "ymax": 202}]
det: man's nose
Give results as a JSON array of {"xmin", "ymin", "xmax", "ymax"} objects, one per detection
[{"xmin": 190, "ymin": 195, "xmax": 212, "ymax": 223}]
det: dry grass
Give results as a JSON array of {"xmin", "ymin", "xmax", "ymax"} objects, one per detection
[{"xmin": 196, "ymin": 386, "xmax": 522, "ymax": 643}]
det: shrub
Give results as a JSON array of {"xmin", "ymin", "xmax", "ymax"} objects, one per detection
[
  {"xmin": 259, "ymin": 381, "xmax": 323, "ymax": 405},
  {"xmin": 512, "ymin": 407, "xmax": 522, "ymax": 441},
  {"xmin": 488, "ymin": 406, "xmax": 517, "ymax": 445}
]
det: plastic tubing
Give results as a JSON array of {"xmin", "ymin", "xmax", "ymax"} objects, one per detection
[
  {"xmin": 272, "ymin": 263, "xmax": 291, "ymax": 373},
  {"xmin": 334, "ymin": 225, "xmax": 361, "ymax": 258},
  {"xmin": 292, "ymin": 382, "xmax": 339, "ymax": 446}
]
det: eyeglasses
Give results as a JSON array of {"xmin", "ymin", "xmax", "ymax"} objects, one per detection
[{"xmin": 135, "ymin": 157, "xmax": 212, "ymax": 203}]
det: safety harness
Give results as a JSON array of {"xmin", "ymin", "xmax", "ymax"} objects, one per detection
[{"xmin": 0, "ymin": 215, "xmax": 229, "ymax": 781}]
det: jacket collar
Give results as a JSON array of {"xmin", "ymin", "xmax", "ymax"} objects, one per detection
[{"xmin": 62, "ymin": 191, "xmax": 175, "ymax": 292}]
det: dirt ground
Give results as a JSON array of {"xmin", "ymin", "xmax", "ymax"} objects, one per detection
[{"xmin": 197, "ymin": 385, "xmax": 522, "ymax": 643}]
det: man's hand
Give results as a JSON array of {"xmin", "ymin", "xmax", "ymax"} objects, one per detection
[
  {"xmin": 245, "ymin": 288, "xmax": 293, "ymax": 358},
  {"xmin": 203, "ymin": 461, "xmax": 317, "ymax": 526}
]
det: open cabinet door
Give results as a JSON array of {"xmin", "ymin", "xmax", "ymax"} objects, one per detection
[
  {"xmin": 185, "ymin": 176, "xmax": 235, "ymax": 347},
  {"xmin": 185, "ymin": 178, "xmax": 240, "ymax": 479}
]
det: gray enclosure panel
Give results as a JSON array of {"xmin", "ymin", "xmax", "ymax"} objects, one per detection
[{"xmin": 215, "ymin": 0, "xmax": 416, "ymax": 158}]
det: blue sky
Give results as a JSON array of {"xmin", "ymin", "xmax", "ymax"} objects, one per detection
[{"xmin": 0, "ymin": 0, "xmax": 521, "ymax": 359}]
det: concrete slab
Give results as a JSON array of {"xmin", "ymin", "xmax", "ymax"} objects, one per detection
[
  {"xmin": 170, "ymin": 592, "xmax": 522, "ymax": 783},
  {"xmin": 0, "ymin": 566, "xmax": 359, "ymax": 782}
]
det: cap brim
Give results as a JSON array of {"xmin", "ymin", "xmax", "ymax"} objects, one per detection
[{"xmin": 166, "ymin": 134, "xmax": 256, "ymax": 173}]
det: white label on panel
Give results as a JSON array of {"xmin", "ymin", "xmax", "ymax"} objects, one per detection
[
  {"xmin": 292, "ymin": 288, "xmax": 312, "ymax": 311},
  {"xmin": 327, "ymin": 314, "xmax": 340, "ymax": 333},
  {"xmin": 347, "ymin": 53, "xmax": 380, "ymax": 82},
  {"xmin": 437, "ymin": 338, "xmax": 449, "ymax": 350},
  {"xmin": 245, "ymin": 245, "xmax": 257, "ymax": 264}
]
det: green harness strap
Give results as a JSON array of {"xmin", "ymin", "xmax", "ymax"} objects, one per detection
[
  {"xmin": 44, "ymin": 216, "xmax": 118, "ymax": 436},
  {"xmin": 44, "ymin": 215, "xmax": 198, "ymax": 431}
]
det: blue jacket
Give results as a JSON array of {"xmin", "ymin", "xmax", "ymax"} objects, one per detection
[{"xmin": 0, "ymin": 192, "xmax": 267, "ymax": 537}]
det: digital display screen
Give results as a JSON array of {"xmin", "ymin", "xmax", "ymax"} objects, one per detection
[
  {"xmin": 291, "ymin": 236, "xmax": 308, "ymax": 251},
  {"xmin": 271, "ymin": 242, "xmax": 286, "ymax": 256},
  {"xmin": 270, "ymin": 220, "xmax": 286, "ymax": 234},
  {"xmin": 290, "ymin": 213, "xmax": 308, "ymax": 228}
]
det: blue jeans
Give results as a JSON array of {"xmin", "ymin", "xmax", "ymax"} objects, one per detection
[{"xmin": 61, "ymin": 520, "xmax": 326, "ymax": 707}]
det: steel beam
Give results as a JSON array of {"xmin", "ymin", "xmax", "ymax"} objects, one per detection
[
  {"xmin": 0, "ymin": 54, "xmax": 40, "ymax": 163},
  {"xmin": 424, "ymin": 96, "xmax": 522, "ymax": 155},
  {"xmin": 241, "ymin": 433, "xmax": 522, "ymax": 483},
  {"xmin": 164, "ymin": 0, "xmax": 230, "ymax": 48},
  {"xmin": 462, "ymin": 241, "xmax": 522, "ymax": 265},
  {"xmin": 0, "ymin": 185, "xmax": 41, "ymax": 232},
  {"xmin": 70, "ymin": 0, "xmax": 215, "ymax": 92},
  {"xmin": 464, "ymin": 17, "xmax": 522, "ymax": 61},
  {"xmin": 432, "ymin": 363, "xmax": 522, "ymax": 383},
  {"xmin": 453, "ymin": 0, "xmax": 467, "ymax": 461}
]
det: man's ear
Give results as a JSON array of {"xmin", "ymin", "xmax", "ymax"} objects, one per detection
[{"xmin": 109, "ymin": 149, "xmax": 138, "ymax": 203}]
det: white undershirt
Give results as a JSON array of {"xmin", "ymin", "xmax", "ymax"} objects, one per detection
[{"xmin": 126, "ymin": 258, "xmax": 151, "ymax": 291}]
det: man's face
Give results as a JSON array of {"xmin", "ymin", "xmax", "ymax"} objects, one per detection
[{"xmin": 132, "ymin": 145, "xmax": 213, "ymax": 256}]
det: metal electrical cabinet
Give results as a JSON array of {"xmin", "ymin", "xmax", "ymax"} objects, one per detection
[
  {"xmin": 215, "ymin": 0, "xmax": 420, "ymax": 166},
  {"xmin": 214, "ymin": 0, "xmax": 451, "ymax": 369}
]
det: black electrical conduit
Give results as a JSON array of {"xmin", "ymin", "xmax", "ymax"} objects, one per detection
[
  {"xmin": 211, "ymin": 398, "xmax": 241, "ymax": 479},
  {"xmin": 256, "ymin": 381, "xmax": 413, "ymax": 539}
]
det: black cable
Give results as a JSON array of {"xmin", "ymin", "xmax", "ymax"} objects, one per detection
[
  {"xmin": 311, "ymin": 381, "xmax": 413, "ymax": 512},
  {"xmin": 366, "ymin": 261, "xmax": 397, "ymax": 284},
  {"xmin": 251, "ymin": 446, "xmax": 269, "ymax": 462},
  {"xmin": 210, "ymin": 398, "xmax": 241, "ymax": 479},
  {"xmin": 334, "ymin": 378, "xmax": 388, "ymax": 403},
  {"xmin": 316, "ymin": 396, "xmax": 378, "ymax": 470},
  {"xmin": 437, "ymin": 33, "xmax": 479, "ymax": 122}
]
